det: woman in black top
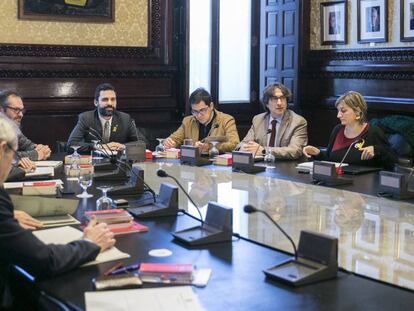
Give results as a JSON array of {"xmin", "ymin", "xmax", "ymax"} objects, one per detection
[{"xmin": 303, "ymin": 91, "xmax": 396, "ymax": 169}]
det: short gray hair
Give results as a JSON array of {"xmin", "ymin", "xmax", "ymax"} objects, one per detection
[{"xmin": 0, "ymin": 112, "xmax": 20, "ymax": 147}]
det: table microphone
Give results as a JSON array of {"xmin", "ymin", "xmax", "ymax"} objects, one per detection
[
  {"xmin": 244, "ymin": 205, "xmax": 297, "ymax": 260},
  {"xmin": 337, "ymin": 138, "xmax": 363, "ymax": 175},
  {"xmin": 156, "ymin": 169, "xmax": 204, "ymax": 224}
]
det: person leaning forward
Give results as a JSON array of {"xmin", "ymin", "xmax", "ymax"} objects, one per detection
[
  {"xmin": 164, "ymin": 88, "xmax": 240, "ymax": 153},
  {"xmin": 239, "ymin": 82, "xmax": 308, "ymax": 160}
]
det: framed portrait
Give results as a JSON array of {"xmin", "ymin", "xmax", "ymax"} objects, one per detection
[
  {"xmin": 395, "ymin": 223, "xmax": 414, "ymax": 264},
  {"xmin": 400, "ymin": 0, "xmax": 414, "ymax": 41},
  {"xmin": 320, "ymin": 1, "xmax": 347, "ymax": 45},
  {"xmin": 357, "ymin": 0, "xmax": 388, "ymax": 43},
  {"xmin": 18, "ymin": 0, "xmax": 115, "ymax": 23},
  {"xmin": 352, "ymin": 254, "xmax": 385, "ymax": 280},
  {"xmin": 353, "ymin": 212, "xmax": 382, "ymax": 253}
]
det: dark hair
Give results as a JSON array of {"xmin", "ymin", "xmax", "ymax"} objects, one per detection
[
  {"xmin": 189, "ymin": 87, "xmax": 212, "ymax": 107},
  {"xmin": 0, "ymin": 90, "xmax": 22, "ymax": 109},
  {"xmin": 94, "ymin": 83, "xmax": 116, "ymax": 102},
  {"xmin": 261, "ymin": 83, "xmax": 292, "ymax": 111}
]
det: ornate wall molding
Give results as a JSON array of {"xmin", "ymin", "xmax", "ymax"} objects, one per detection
[
  {"xmin": 302, "ymin": 70, "xmax": 414, "ymax": 80},
  {"xmin": 0, "ymin": 0, "xmax": 162, "ymax": 59}
]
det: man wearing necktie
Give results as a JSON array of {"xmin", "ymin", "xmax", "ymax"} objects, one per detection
[
  {"xmin": 239, "ymin": 83, "xmax": 308, "ymax": 160},
  {"xmin": 67, "ymin": 83, "xmax": 145, "ymax": 153}
]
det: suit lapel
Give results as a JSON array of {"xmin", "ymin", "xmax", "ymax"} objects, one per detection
[
  {"xmin": 110, "ymin": 112, "xmax": 119, "ymax": 141},
  {"xmin": 277, "ymin": 111, "xmax": 291, "ymax": 146},
  {"xmin": 93, "ymin": 111, "xmax": 104, "ymax": 139},
  {"xmin": 259, "ymin": 114, "xmax": 270, "ymax": 146}
]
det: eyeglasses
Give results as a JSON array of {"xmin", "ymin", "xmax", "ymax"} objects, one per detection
[
  {"xmin": 6, "ymin": 142, "xmax": 21, "ymax": 160},
  {"xmin": 5, "ymin": 106, "xmax": 26, "ymax": 115},
  {"xmin": 191, "ymin": 106, "xmax": 210, "ymax": 116},
  {"xmin": 269, "ymin": 96, "xmax": 285, "ymax": 102}
]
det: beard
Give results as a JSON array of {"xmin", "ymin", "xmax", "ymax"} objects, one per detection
[{"xmin": 98, "ymin": 106, "xmax": 115, "ymax": 117}]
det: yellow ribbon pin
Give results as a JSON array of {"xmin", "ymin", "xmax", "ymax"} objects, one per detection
[{"xmin": 354, "ymin": 139, "xmax": 365, "ymax": 151}]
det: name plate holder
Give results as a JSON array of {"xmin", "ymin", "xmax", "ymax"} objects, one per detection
[
  {"xmin": 172, "ymin": 202, "xmax": 233, "ymax": 246},
  {"xmin": 264, "ymin": 230, "xmax": 338, "ymax": 287},
  {"xmin": 180, "ymin": 145, "xmax": 211, "ymax": 167},
  {"xmin": 232, "ymin": 151, "xmax": 265, "ymax": 174},
  {"xmin": 378, "ymin": 171, "xmax": 414, "ymax": 199},
  {"xmin": 128, "ymin": 182, "xmax": 179, "ymax": 218},
  {"xmin": 108, "ymin": 166, "xmax": 144, "ymax": 196},
  {"xmin": 125, "ymin": 142, "xmax": 146, "ymax": 163},
  {"xmin": 312, "ymin": 161, "xmax": 352, "ymax": 186}
]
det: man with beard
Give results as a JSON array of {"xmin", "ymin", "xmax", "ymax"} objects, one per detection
[{"xmin": 67, "ymin": 83, "xmax": 144, "ymax": 153}]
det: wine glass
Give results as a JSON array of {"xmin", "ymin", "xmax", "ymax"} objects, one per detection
[
  {"xmin": 96, "ymin": 186, "xmax": 113, "ymax": 210},
  {"xmin": 70, "ymin": 145, "xmax": 81, "ymax": 170},
  {"xmin": 155, "ymin": 138, "xmax": 166, "ymax": 153},
  {"xmin": 77, "ymin": 171, "xmax": 93, "ymax": 198},
  {"xmin": 209, "ymin": 141, "xmax": 219, "ymax": 159},
  {"xmin": 263, "ymin": 146, "xmax": 275, "ymax": 168}
]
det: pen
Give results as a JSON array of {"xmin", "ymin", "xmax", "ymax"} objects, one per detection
[
  {"xmin": 103, "ymin": 262, "xmax": 124, "ymax": 276},
  {"xmin": 110, "ymin": 263, "xmax": 140, "ymax": 275}
]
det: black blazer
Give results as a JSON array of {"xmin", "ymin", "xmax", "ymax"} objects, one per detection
[
  {"xmin": 67, "ymin": 109, "xmax": 146, "ymax": 153},
  {"xmin": 0, "ymin": 187, "xmax": 100, "ymax": 309},
  {"xmin": 315, "ymin": 124, "xmax": 397, "ymax": 169}
]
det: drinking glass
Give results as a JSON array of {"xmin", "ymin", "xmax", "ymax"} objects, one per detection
[
  {"xmin": 91, "ymin": 140, "xmax": 104, "ymax": 165},
  {"xmin": 77, "ymin": 171, "xmax": 93, "ymax": 198},
  {"xmin": 70, "ymin": 145, "xmax": 81, "ymax": 170},
  {"xmin": 263, "ymin": 146, "xmax": 275, "ymax": 168},
  {"xmin": 209, "ymin": 141, "xmax": 219, "ymax": 159},
  {"xmin": 96, "ymin": 186, "xmax": 113, "ymax": 210},
  {"xmin": 155, "ymin": 138, "xmax": 166, "ymax": 153}
]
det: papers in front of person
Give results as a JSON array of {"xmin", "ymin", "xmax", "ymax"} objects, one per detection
[
  {"xmin": 4, "ymin": 179, "xmax": 64, "ymax": 189},
  {"xmin": 84, "ymin": 286, "xmax": 204, "ymax": 311},
  {"xmin": 295, "ymin": 161, "xmax": 348, "ymax": 173},
  {"xmin": 33, "ymin": 161, "xmax": 63, "ymax": 168},
  {"xmin": 25, "ymin": 166, "xmax": 55, "ymax": 178},
  {"xmin": 33, "ymin": 226, "xmax": 130, "ymax": 266}
]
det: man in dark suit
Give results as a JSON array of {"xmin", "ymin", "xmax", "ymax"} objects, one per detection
[
  {"xmin": 67, "ymin": 83, "xmax": 145, "ymax": 153},
  {"xmin": 0, "ymin": 113, "xmax": 115, "ymax": 309}
]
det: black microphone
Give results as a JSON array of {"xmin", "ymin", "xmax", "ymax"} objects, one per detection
[
  {"xmin": 157, "ymin": 169, "xmax": 204, "ymax": 224},
  {"xmin": 337, "ymin": 138, "xmax": 363, "ymax": 173},
  {"xmin": 244, "ymin": 205, "xmax": 297, "ymax": 260},
  {"xmin": 131, "ymin": 119, "xmax": 140, "ymax": 142},
  {"xmin": 89, "ymin": 127, "xmax": 103, "ymax": 141}
]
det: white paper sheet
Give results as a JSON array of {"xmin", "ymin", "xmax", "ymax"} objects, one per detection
[
  {"xmin": 33, "ymin": 226, "xmax": 129, "ymax": 266},
  {"xmin": 26, "ymin": 166, "xmax": 54, "ymax": 177},
  {"xmin": 85, "ymin": 286, "xmax": 204, "ymax": 311},
  {"xmin": 33, "ymin": 161, "xmax": 63, "ymax": 168}
]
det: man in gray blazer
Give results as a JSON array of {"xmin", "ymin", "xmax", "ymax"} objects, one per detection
[
  {"xmin": 67, "ymin": 83, "xmax": 145, "ymax": 154},
  {"xmin": 240, "ymin": 83, "xmax": 307, "ymax": 160}
]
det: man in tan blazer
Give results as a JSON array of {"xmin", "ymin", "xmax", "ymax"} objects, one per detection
[
  {"xmin": 164, "ymin": 88, "xmax": 239, "ymax": 153},
  {"xmin": 240, "ymin": 83, "xmax": 307, "ymax": 160}
]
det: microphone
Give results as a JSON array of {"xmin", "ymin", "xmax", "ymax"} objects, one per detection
[
  {"xmin": 243, "ymin": 205, "xmax": 297, "ymax": 260},
  {"xmin": 89, "ymin": 127, "xmax": 103, "ymax": 141},
  {"xmin": 131, "ymin": 119, "xmax": 141, "ymax": 142},
  {"xmin": 157, "ymin": 169, "xmax": 203, "ymax": 224},
  {"xmin": 337, "ymin": 138, "xmax": 363, "ymax": 175}
]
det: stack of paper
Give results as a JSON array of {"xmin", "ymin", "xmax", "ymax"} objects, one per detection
[
  {"xmin": 33, "ymin": 226, "xmax": 130, "ymax": 266},
  {"xmin": 26, "ymin": 166, "xmax": 54, "ymax": 178},
  {"xmin": 34, "ymin": 161, "xmax": 63, "ymax": 168},
  {"xmin": 85, "ymin": 286, "xmax": 204, "ymax": 311}
]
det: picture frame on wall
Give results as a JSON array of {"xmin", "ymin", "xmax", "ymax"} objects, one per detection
[
  {"xmin": 18, "ymin": 0, "xmax": 115, "ymax": 23},
  {"xmin": 320, "ymin": 1, "xmax": 347, "ymax": 45},
  {"xmin": 357, "ymin": 0, "xmax": 388, "ymax": 43},
  {"xmin": 400, "ymin": 0, "xmax": 414, "ymax": 41}
]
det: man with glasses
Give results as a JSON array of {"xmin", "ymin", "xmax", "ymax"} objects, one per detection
[
  {"xmin": 239, "ymin": 83, "xmax": 307, "ymax": 159},
  {"xmin": 0, "ymin": 90, "xmax": 51, "ymax": 161},
  {"xmin": 164, "ymin": 88, "xmax": 239, "ymax": 153}
]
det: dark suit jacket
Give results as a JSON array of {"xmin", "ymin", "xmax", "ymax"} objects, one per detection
[
  {"xmin": 0, "ymin": 187, "xmax": 99, "ymax": 309},
  {"xmin": 67, "ymin": 109, "xmax": 145, "ymax": 153}
]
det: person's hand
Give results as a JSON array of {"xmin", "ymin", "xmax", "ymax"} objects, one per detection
[
  {"xmin": 18, "ymin": 157, "xmax": 36, "ymax": 172},
  {"xmin": 163, "ymin": 137, "xmax": 176, "ymax": 149},
  {"xmin": 83, "ymin": 217, "xmax": 115, "ymax": 252},
  {"xmin": 195, "ymin": 141, "xmax": 209, "ymax": 153},
  {"xmin": 360, "ymin": 146, "xmax": 374, "ymax": 160},
  {"xmin": 303, "ymin": 146, "xmax": 320, "ymax": 158},
  {"xmin": 104, "ymin": 142, "xmax": 125, "ymax": 151},
  {"xmin": 240, "ymin": 141, "xmax": 264, "ymax": 156},
  {"xmin": 14, "ymin": 210, "xmax": 43, "ymax": 230},
  {"xmin": 35, "ymin": 144, "xmax": 51, "ymax": 160}
]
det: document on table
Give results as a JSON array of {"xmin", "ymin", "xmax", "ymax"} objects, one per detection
[
  {"xmin": 3, "ymin": 179, "xmax": 64, "ymax": 189},
  {"xmin": 33, "ymin": 161, "xmax": 63, "ymax": 168},
  {"xmin": 25, "ymin": 166, "xmax": 55, "ymax": 177},
  {"xmin": 33, "ymin": 226, "xmax": 130, "ymax": 266},
  {"xmin": 85, "ymin": 286, "xmax": 204, "ymax": 311}
]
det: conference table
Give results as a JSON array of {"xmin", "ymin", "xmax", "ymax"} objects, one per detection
[{"xmin": 13, "ymin": 158, "xmax": 414, "ymax": 310}]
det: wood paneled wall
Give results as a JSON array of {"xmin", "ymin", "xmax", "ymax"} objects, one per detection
[{"xmin": 0, "ymin": 0, "xmax": 185, "ymax": 151}]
